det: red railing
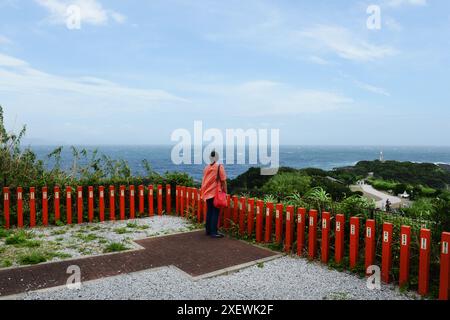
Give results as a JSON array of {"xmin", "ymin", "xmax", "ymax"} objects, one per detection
[{"xmin": 1, "ymin": 185, "xmax": 449, "ymax": 300}]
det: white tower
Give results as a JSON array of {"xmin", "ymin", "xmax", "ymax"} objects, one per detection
[{"xmin": 379, "ymin": 151, "xmax": 384, "ymax": 162}]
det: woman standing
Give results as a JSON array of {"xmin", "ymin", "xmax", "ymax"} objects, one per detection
[{"xmin": 201, "ymin": 150, "xmax": 227, "ymax": 238}]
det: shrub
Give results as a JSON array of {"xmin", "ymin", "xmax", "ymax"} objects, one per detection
[{"xmin": 262, "ymin": 172, "xmax": 311, "ymax": 199}]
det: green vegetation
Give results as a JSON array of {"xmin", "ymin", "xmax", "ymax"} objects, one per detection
[
  {"xmin": 0, "ymin": 105, "xmax": 195, "ymax": 226},
  {"xmin": 114, "ymin": 227, "xmax": 132, "ymax": 235},
  {"xmin": 18, "ymin": 252, "xmax": 48, "ymax": 265},
  {"xmin": 1, "ymin": 105, "xmax": 449, "ymax": 298},
  {"xmin": 4, "ymin": 230, "xmax": 35, "ymax": 246},
  {"xmin": 332, "ymin": 160, "xmax": 450, "ymax": 196},
  {"xmin": 261, "ymin": 172, "xmax": 311, "ymax": 199},
  {"xmin": 223, "ymin": 163, "xmax": 450, "ymax": 299},
  {"xmin": 103, "ymin": 242, "xmax": 129, "ymax": 253}
]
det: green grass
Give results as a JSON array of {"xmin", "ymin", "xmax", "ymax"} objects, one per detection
[
  {"xmin": 1, "ymin": 259, "xmax": 12, "ymax": 268},
  {"xmin": 126, "ymin": 222, "xmax": 149, "ymax": 230},
  {"xmin": 114, "ymin": 227, "xmax": 131, "ymax": 234},
  {"xmin": 50, "ymin": 229, "xmax": 67, "ymax": 236},
  {"xmin": 55, "ymin": 220, "xmax": 65, "ymax": 227},
  {"xmin": 5, "ymin": 231, "xmax": 35, "ymax": 246},
  {"xmin": 21, "ymin": 240, "xmax": 42, "ymax": 248},
  {"xmin": 126, "ymin": 222, "xmax": 139, "ymax": 229},
  {"xmin": 74, "ymin": 233, "xmax": 99, "ymax": 242},
  {"xmin": 103, "ymin": 242, "xmax": 129, "ymax": 253},
  {"xmin": 18, "ymin": 252, "xmax": 48, "ymax": 265},
  {"xmin": 0, "ymin": 228, "xmax": 11, "ymax": 238},
  {"xmin": 47, "ymin": 251, "xmax": 72, "ymax": 259}
]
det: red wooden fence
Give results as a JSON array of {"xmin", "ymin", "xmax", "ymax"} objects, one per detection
[{"xmin": 1, "ymin": 185, "xmax": 449, "ymax": 300}]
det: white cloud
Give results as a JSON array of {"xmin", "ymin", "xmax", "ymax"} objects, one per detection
[
  {"xmin": 300, "ymin": 25, "xmax": 397, "ymax": 62},
  {"xmin": 385, "ymin": 17, "xmax": 403, "ymax": 31},
  {"xmin": 190, "ymin": 80, "xmax": 353, "ymax": 116},
  {"xmin": 0, "ymin": 53, "xmax": 27, "ymax": 67},
  {"xmin": 308, "ymin": 56, "xmax": 332, "ymax": 65},
  {"xmin": 0, "ymin": 53, "xmax": 186, "ymax": 113},
  {"xmin": 34, "ymin": 0, "xmax": 126, "ymax": 26},
  {"xmin": 0, "ymin": 35, "xmax": 12, "ymax": 45},
  {"xmin": 355, "ymin": 81, "xmax": 391, "ymax": 97},
  {"xmin": 202, "ymin": 2, "xmax": 397, "ymax": 64},
  {"xmin": 386, "ymin": 0, "xmax": 428, "ymax": 7}
]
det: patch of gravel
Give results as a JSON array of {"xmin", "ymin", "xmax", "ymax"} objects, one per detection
[
  {"xmin": 1, "ymin": 216, "xmax": 195, "ymax": 268},
  {"xmin": 21, "ymin": 256, "xmax": 417, "ymax": 301}
]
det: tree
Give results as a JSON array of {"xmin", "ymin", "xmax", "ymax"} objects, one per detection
[
  {"xmin": 0, "ymin": 105, "xmax": 45, "ymax": 188},
  {"xmin": 261, "ymin": 172, "xmax": 311, "ymax": 200}
]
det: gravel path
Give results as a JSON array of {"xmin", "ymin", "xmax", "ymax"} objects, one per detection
[
  {"xmin": 1, "ymin": 216, "xmax": 195, "ymax": 269},
  {"xmin": 21, "ymin": 256, "xmax": 416, "ymax": 300}
]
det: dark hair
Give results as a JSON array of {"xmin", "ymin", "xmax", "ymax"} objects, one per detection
[{"xmin": 211, "ymin": 150, "xmax": 216, "ymax": 158}]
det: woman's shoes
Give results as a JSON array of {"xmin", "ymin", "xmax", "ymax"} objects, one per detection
[{"xmin": 210, "ymin": 233, "xmax": 224, "ymax": 239}]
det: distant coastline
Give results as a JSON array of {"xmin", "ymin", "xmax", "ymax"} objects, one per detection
[{"xmin": 27, "ymin": 145, "xmax": 450, "ymax": 181}]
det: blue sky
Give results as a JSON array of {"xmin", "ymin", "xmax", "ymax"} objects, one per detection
[{"xmin": 0, "ymin": 0, "xmax": 449, "ymax": 146}]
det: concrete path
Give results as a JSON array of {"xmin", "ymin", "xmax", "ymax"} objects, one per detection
[{"xmin": 359, "ymin": 184, "xmax": 402, "ymax": 209}]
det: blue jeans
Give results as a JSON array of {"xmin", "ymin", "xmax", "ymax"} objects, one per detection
[{"xmin": 206, "ymin": 198, "xmax": 220, "ymax": 235}]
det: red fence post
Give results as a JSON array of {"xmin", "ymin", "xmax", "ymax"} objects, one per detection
[
  {"xmin": 88, "ymin": 186, "xmax": 94, "ymax": 223},
  {"xmin": 418, "ymin": 229, "xmax": 431, "ymax": 296},
  {"xmin": 265, "ymin": 202, "xmax": 274, "ymax": 243},
  {"xmin": 232, "ymin": 196, "xmax": 238, "ymax": 224},
  {"xmin": 64, "ymin": 187, "xmax": 71, "ymax": 225},
  {"xmin": 77, "ymin": 186, "xmax": 83, "ymax": 224},
  {"xmin": 29, "ymin": 187, "xmax": 36, "ymax": 228},
  {"xmin": 109, "ymin": 186, "xmax": 115, "ymax": 221},
  {"xmin": 196, "ymin": 189, "xmax": 201, "ymax": 223},
  {"xmin": 365, "ymin": 219, "xmax": 376, "ymax": 274},
  {"xmin": 176, "ymin": 186, "xmax": 180, "ymax": 215},
  {"xmin": 148, "ymin": 185, "xmax": 154, "ymax": 217},
  {"xmin": 239, "ymin": 197, "xmax": 246, "ymax": 236},
  {"xmin": 17, "ymin": 187, "xmax": 23, "ymax": 228},
  {"xmin": 191, "ymin": 188, "xmax": 196, "ymax": 216},
  {"xmin": 308, "ymin": 209, "xmax": 318, "ymax": 260},
  {"xmin": 223, "ymin": 195, "xmax": 230, "ymax": 229},
  {"xmin": 285, "ymin": 205, "xmax": 294, "ymax": 253},
  {"xmin": 381, "ymin": 222, "xmax": 393, "ymax": 283},
  {"xmin": 42, "ymin": 187, "xmax": 48, "ymax": 226},
  {"xmin": 185, "ymin": 187, "xmax": 190, "ymax": 214},
  {"xmin": 138, "ymin": 185, "xmax": 145, "ymax": 214},
  {"xmin": 3, "ymin": 187, "xmax": 10, "ymax": 229},
  {"xmin": 129, "ymin": 185, "xmax": 136, "ymax": 219},
  {"xmin": 54, "ymin": 186, "xmax": 61, "ymax": 223},
  {"xmin": 439, "ymin": 232, "xmax": 450, "ymax": 300},
  {"xmin": 66, "ymin": 186, "xmax": 72, "ymax": 225},
  {"xmin": 275, "ymin": 204, "xmax": 284, "ymax": 244},
  {"xmin": 399, "ymin": 226, "xmax": 411, "ymax": 287},
  {"xmin": 335, "ymin": 214, "xmax": 345, "ymax": 264},
  {"xmin": 158, "ymin": 185, "xmax": 163, "ymax": 216},
  {"xmin": 297, "ymin": 208, "xmax": 306, "ymax": 256},
  {"xmin": 349, "ymin": 217, "xmax": 360, "ymax": 269},
  {"xmin": 119, "ymin": 186, "xmax": 126, "ymax": 220},
  {"xmin": 179, "ymin": 186, "xmax": 184, "ymax": 217},
  {"xmin": 99, "ymin": 186, "xmax": 105, "ymax": 222},
  {"xmin": 247, "ymin": 198, "xmax": 255, "ymax": 236},
  {"xmin": 166, "ymin": 184, "xmax": 172, "ymax": 215},
  {"xmin": 256, "ymin": 200, "xmax": 263, "ymax": 243},
  {"xmin": 194, "ymin": 189, "xmax": 199, "ymax": 221},
  {"xmin": 321, "ymin": 212, "xmax": 331, "ymax": 263}
]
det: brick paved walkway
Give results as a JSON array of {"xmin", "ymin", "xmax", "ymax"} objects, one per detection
[{"xmin": 0, "ymin": 231, "xmax": 279, "ymax": 297}]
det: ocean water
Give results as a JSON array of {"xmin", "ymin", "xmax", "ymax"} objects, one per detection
[{"xmin": 30, "ymin": 145, "xmax": 450, "ymax": 181}]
